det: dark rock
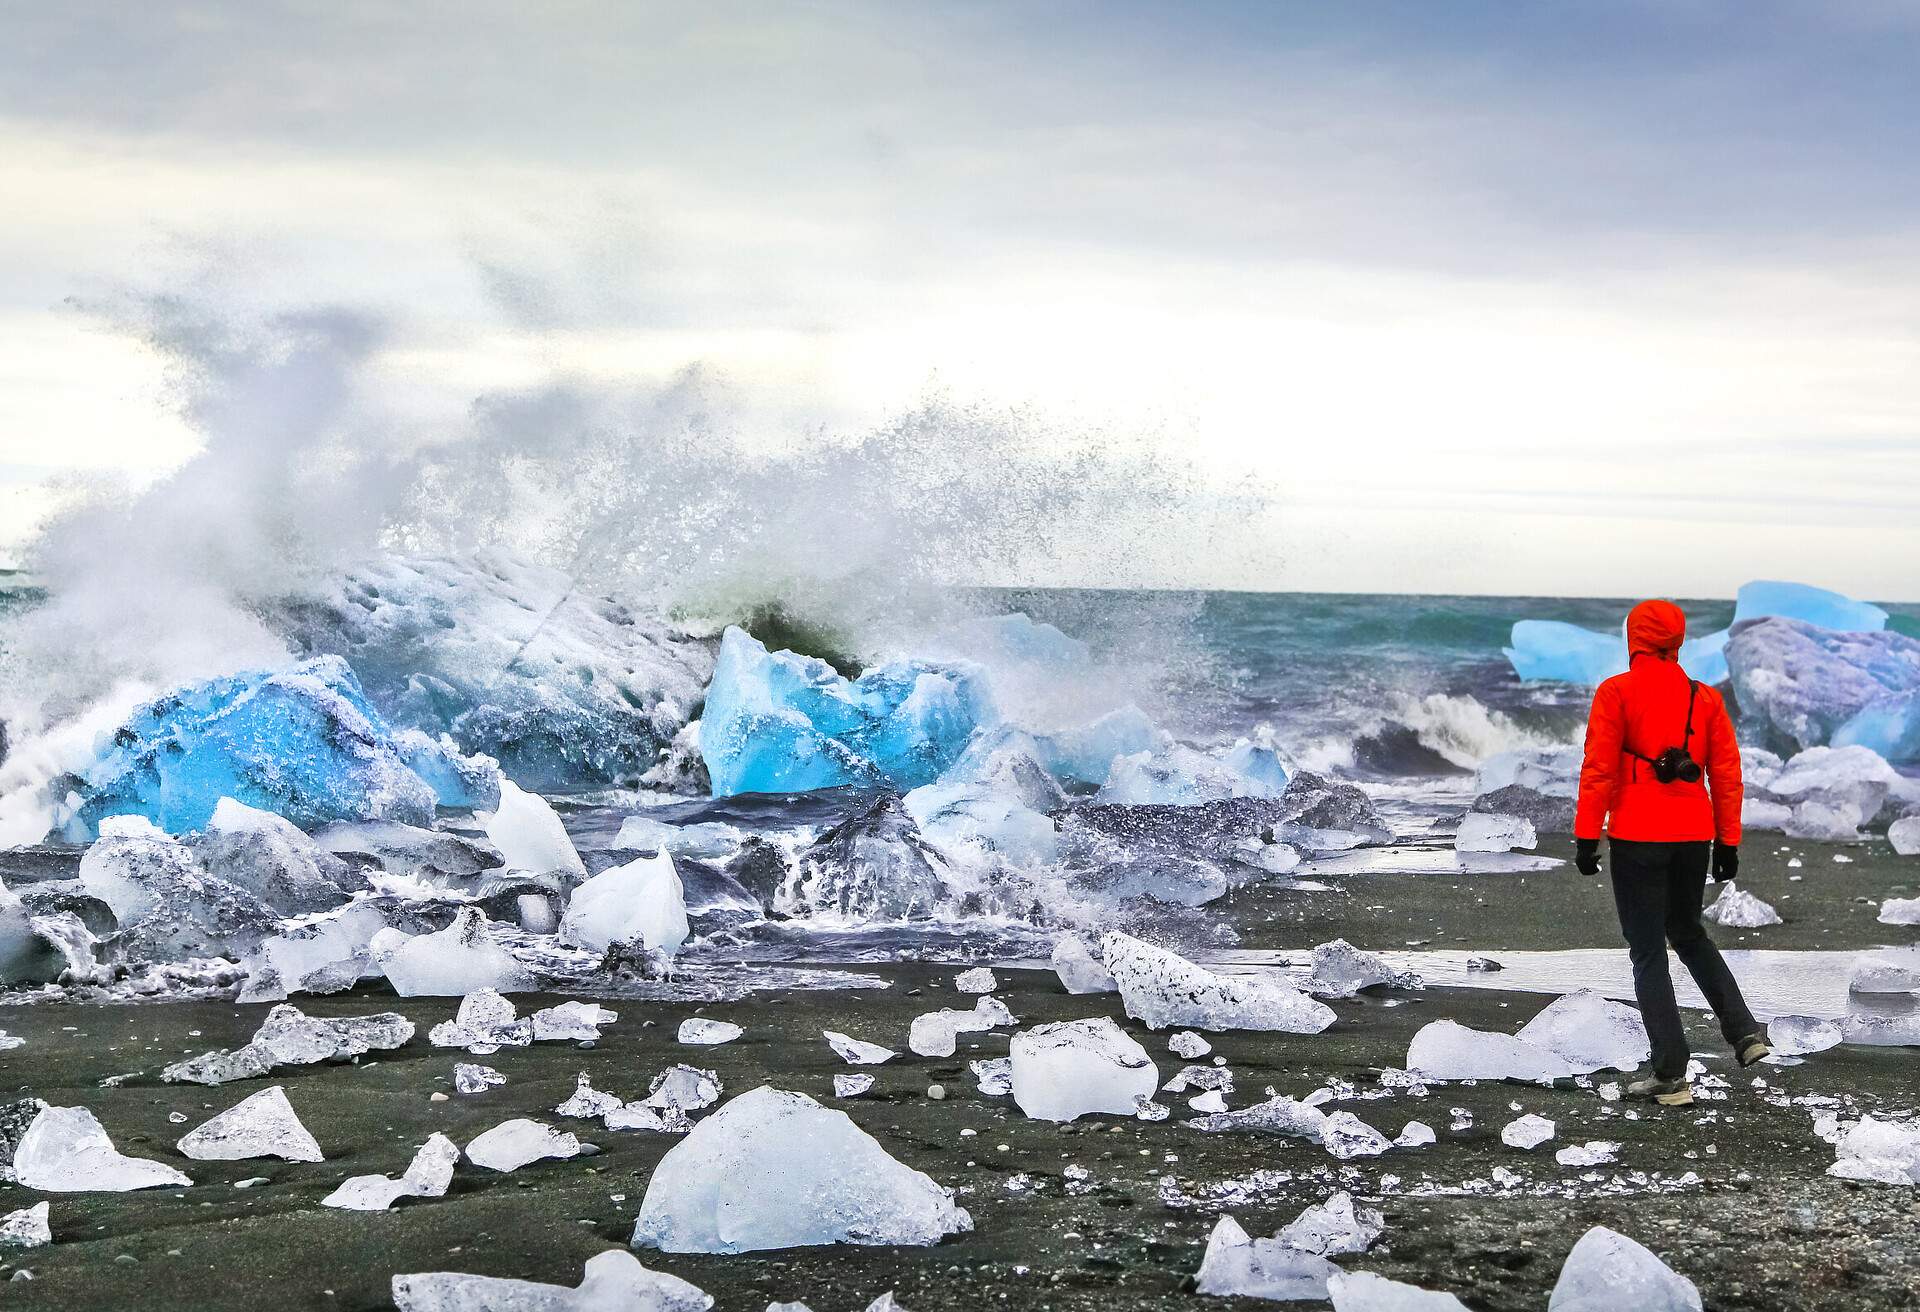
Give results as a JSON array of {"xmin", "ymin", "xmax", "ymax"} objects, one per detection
[{"xmin": 1470, "ymin": 784, "xmax": 1577, "ymax": 834}]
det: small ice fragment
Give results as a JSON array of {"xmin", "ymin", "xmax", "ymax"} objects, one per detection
[
  {"xmin": 1455, "ymin": 812, "xmax": 1537, "ymax": 853},
  {"xmin": 908, "ymin": 997, "xmax": 1010, "ymax": 1057},
  {"xmin": 1050, "ymin": 935, "xmax": 1117, "ymax": 994},
  {"xmin": 1879, "ymin": 896, "xmax": 1920, "ymax": 926},
  {"xmin": 1169, "ymin": 1031, "xmax": 1211, "ymax": 1059},
  {"xmin": 1408, "ymin": 1020, "xmax": 1577, "ymax": 1083},
  {"xmin": 678, "ymin": 1018, "xmax": 743, "ymax": 1046},
  {"xmin": 1702, "ymin": 883, "xmax": 1783, "ymax": 928},
  {"xmin": 631, "ymin": 1086, "xmax": 971, "ymax": 1253},
  {"xmin": 954, "ymin": 967, "xmax": 997, "ymax": 994},
  {"xmin": 1395, "ymin": 1120, "xmax": 1437, "ymax": 1147},
  {"xmin": 823, "ymin": 1030, "xmax": 895, "ymax": 1065},
  {"xmin": 1188, "ymin": 1090, "xmax": 1227, "ymax": 1114},
  {"xmin": 1548, "ymin": 1225, "xmax": 1702, "ymax": 1310},
  {"xmin": 0, "ymin": 1202, "xmax": 52, "ymax": 1250},
  {"xmin": 427, "ymin": 989, "xmax": 532, "ymax": 1054},
  {"xmin": 1194, "ymin": 1215, "xmax": 1338, "ymax": 1300},
  {"xmin": 393, "ymin": 1250, "xmax": 709, "ymax": 1312},
  {"xmin": 1278, "ymin": 1191, "xmax": 1383, "ymax": 1255},
  {"xmin": 1103, "ymin": 932, "xmax": 1335, "ymax": 1033},
  {"xmin": 464, "ymin": 1119, "xmax": 581, "ymax": 1173},
  {"xmin": 1320, "ymin": 1111, "xmax": 1391, "ymax": 1160},
  {"xmin": 1768, "ymin": 1015, "xmax": 1843, "ymax": 1056},
  {"xmin": 1009, "ymin": 1018, "xmax": 1159, "ymax": 1122},
  {"xmin": 644, "ymin": 1066, "xmax": 724, "ymax": 1114},
  {"xmin": 971, "ymin": 1057, "xmax": 1012, "ymax": 1097},
  {"xmin": 1556, "ymin": 1141, "xmax": 1621, "ymax": 1168},
  {"xmin": 555, "ymin": 1074, "xmax": 624, "ymax": 1119},
  {"xmin": 1189, "ymin": 1095, "xmax": 1328, "ymax": 1141},
  {"xmin": 1328, "ymin": 1272, "xmax": 1470, "ymax": 1311},
  {"xmin": 177, "ymin": 1086, "xmax": 324, "ymax": 1163},
  {"xmin": 1450, "ymin": 1108, "xmax": 1473, "ymax": 1131},
  {"xmin": 1826, "ymin": 1115, "xmax": 1920, "ymax": 1185},
  {"xmin": 531, "ymin": 1000, "xmax": 618, "ymax": 1042},
  {"xmin": 12, "ymin": 1106, "xmax": 192, "ymax": 1191},
  {"xmin": 834, "ymin": 1074, "xmax": 874, "ymax": 1099},
  {"xmin": 454, "ymin": 1063, "xmax": 505, "ymax": 1094},
  {"xmin": 1502, "ymin": 1114, "xmax": 1556, "ymax": 1149},
  {"xmin": 321, "ymin": 1133, "xmax": 459, "ymax": 1210}
]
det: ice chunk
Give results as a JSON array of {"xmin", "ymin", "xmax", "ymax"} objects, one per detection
[
  {"xmin": 679, "ymin": 1018, "xmax": 743, "ymax": 1046},
  {"xmin": 1194, "ymin": 1215, "xmax": 1339, "ymax": 1301},
  {"xmin": 824, "ymin": 1030, "xmax": 895, "ymax": 1065},
  {"xmin": 1277, "ymin": 1191, "xmax": 1383, "ymax": 1256},
  {"xmin": 1474, "ymin": 746, "xmax": 1581, "ymax": 799},
  {"xmin": 1849, "ymin": 948, "xmax": 1920, "ymax": 993},
  {"xmin": 78, "ymin": 817, "xmax": 278, "ymax": 963},
  {"xmin": 1320, "ymin": 1111, "xmax": 1392, "ymax": 1160},
  {"xmin": 1407, "ymin": 1020, "xmax": 1578, "ymax": 1083},
  {"xmin": 1051, "ymin": 935, "xmax": 1118, "ymax": 995},
  {"xmin": 1741, "ymin": 798, "xmax": 1794, "ymax": 831},
  {"xmin": 176, "ymin": 1086, "xmax": 324, "ymax": 1162},
  {"xmin": 393, "ymin": 1249, "xmax": 712, "ymax": 1312},
  {"xmin": 1501, "ymin": 1113, "xmax": 1556, "ymax": 1149},
  {"xmin": 903, "ymin": 779, "xmax": 1057, "ymax": 867},
  {"xmin": 1548, "ymin": 1226, "xmax": 1702, "ymax": 1311},
  {"xmin": 455, "ymin": 1063, "xmax": 505, "ymax": 1094},
  {"xmin": 1328, "ymin": 1272, "xmax": 1470, "ymax": 1312},
  {"xmin": 1008, "ymin": 1018, "xmax": 1158, "ymax": 1122},
  {"xmin": 1035, "ymin": 705, "xmax": 1163, "ymax": 787},
  {"xmin": 1734, "ymin": 580, "xmax": 1887, "ymax": 633},
  {"xmin": 1891, "ymin": 815, "xmax": 1920, "ymax": 856},
  {"xmin": 606, "ymin": 1103, "xmax": 683, "ymax": 1133},
  {"xmin": 1095, "ymin": 744, "xmax": 1283, "ymax": 806},
  {"xmin": 644, "ymin": 1066, "xmax": 724, "ymax": 1115},
  {"xmin": 12, "ymin": 1105, "xmax": 193, "ymax": 1191},
  {"xmin": 631, "ymin": 1086, "xmax": 971, "ymax": 1253},
  {"xmin": 311, "ymin": 819, "xmax": 502, "ymax": 881},
  {"xmin": 75, "ymin": 657, "xmax": 450, "ymax": 835},
  {"xmin": 789, "ymin": 795, "xmax": 949, "ymax": 920},
  {"xmin": 1728, "ymin": 620, "xmax": 1920, "ymax": 761},
  {"xmin": 556, "ymin": 1074, "xmax": 625, "ymax": 1119},
  {"xmin": 835, "ymin": 1074, "xmax": 874, "ymax": 1098},
  {"xmin": 1768, "ymin": 1015, "xmax": 1843, "ymax": 1056},
  {"xmin": 377, "ymin": 907, "xmax": 534, "ymax": 996},
  {"xmin": 1471, "ymin": 784, "xmax": 1576, "ymax": 834},
  {"xmin": 429, "ymin": 989, "xmax": 533, "ymax": 1053},
  {"xmin": 464, "ymin": 1118, "xmax": 581, "ymax": 1172},
  {"xmin": 1, "ymin": 883, "xmax": 74, "ymax": 987},
  {"xmin": 323, "ymin": 1132, "xmax": 461, "ymax": 1210},
  {"xmin": 1306, "ymin": 940, "xmax": 1421, "ymax": 997},
  {"xmin": 1556, "ymin": 1140, "xmax": 1620, "ymax": 1168},
  {"xmin": 1396, "ymin": 1121, "xmax": 1437, "ymax": 1148},
  {"xmin": 165, "ymin": 1003, "xmax": 414, "ymax": 1084},
  {"xmin": 1703, "ymin": 882, "xmax": 1782, "ymax": 927},
  {"xmin": 239, "ymin": 901, "xmax": 391, "ymax": 1002},
  {"xmin": 1455, "ymin": 812, "xmax": 1536, "ymax": 853},
  {"xmin": 1103, "ymin": 932, "xmax": 1336, "ymax": 1033},
  {"xmin": 954, "ymin": 966, "xmax": 996, "ymax": 993},
  {"xmin": 532, "ymin": 1000, "xmax": 619, "ymax": 1042},
  {"xmin": 1169, "ymin": 1031, "xmax": 1211, "ymax": 1059},
  {"xmin": 1514, "ymin": 991, "xmax": 1651, "ymax": 1074},
  {"xmin": 1879, "ymin": 896, "xmax": 1920, "ymax": 925},
  {"xmin": 1826, "ymin": 1115, "xmax": 1920, "ymax": 1185},
  {"xmin": 195, "ymin": 798, "xmax": 358, "ymax": 915},
  {"xmin": 700, "ymin": 627, "xmax": 993, "ymax": 797},
  {"xmin": 560, "ymin": 850, "xmax": 688, "ymax": 957},
  {"xmin": 907, "ymin": 997, "xmax": 1013, "ymax": 1057},
  {"xmin": 481, "ymin": 778, "xmax": 586, "ymax": 878},
  {"xmin": 1188, "ymin": 1095, "xmax": 1329, "ymax": 1141},
  {"xmin": 971, "ymin": 1057, "xmax": 1012, "ymax": 1097},
  {"xmin": 0, "ymin": 1201, "xmax": 51, "ymax": 1250},
  {"xmin": 1221, "ymin": 740, "xmax": 1291, "ymax": 795},
  {"xmin": 614, "ymin": 815, "xmax": 746, "ymax": 860}
]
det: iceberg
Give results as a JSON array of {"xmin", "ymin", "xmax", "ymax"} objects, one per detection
[
  {"xmin": 560, "ymin": 850, "xmax": 689, "ymax": 957},
  {"xmin": 1513, "ymin": 991, "xmax": 1650, "ymax": 1074},
  {"xmin": 1103, "ymin": 932, "xmax": 1336, "ymax": 1033},
  {"xmin": 79, "ymin": 816, "xmax": 278, "ymax": 963},
  {"xmin": 700, "ymin": 626, "xmax": 993, "ymax": 797},
  {"xmin": 464, "ymin": 1118, "xmax": 581, "ymax": 1172},
  {"xmin": 1733, "ymin": 580, "xmax": 1887, "ymax": 633},
  {"xmin": 1277, "ymin": 1191, "xmax": 1383, "ymax": 1256},
  {"xmin": 393, "ymin": 1250, "xmax": 712, "ymax": 1312},
  {"xmin": 73, "ymin": 656, "xmax": 458, "ymax": 836},
  {"xmin": 176, "ymin": 1086, "xmax": 324, "ymax": 1162},
  {"xmin": 631, "ymin": 1086, "xmax": 971, "ymax": 1253},
  {"xmin": 194, "ymin": 797, "xmax": 358, "ymax": 915},
  {"xmin": 1454, "ymin": 812, "xmax": 1536, "ymax": 853},
  {"xmin": 12, "ymin": 1105, "xmax": 193, "ymax": 1191},
  {"xmin": 481, "ymin": 778, "xmax": 586, "ymax": 879},
  {"xmin": 789, "ymin": 795, "xmax": 949, "ymax": 920},
  {"xmin": 323, "ymin": 1133, "xmax": 459, "ymax": 1211},
  {"xmin": 1034, "ymin": 705, "xmax": 1163, "ymax": 787},
  {"xmin": 1726, "ymin": 619, "xmax": 1920, "ymax": 761},
  {"xmin": 1051, "ymin": 935, "xmax": 1118, "ymax": 995},
  {"xmin": 1763, "ymin": 745, "xmax": 1916, "ymax": 831},
  {"xmin": 0, "ymin": 1201, "xmax": 51, "ymax": 1250},
  {"xmin": 1008, "ymin": 1018, "xmax": 1159, "ymax": 1122},
  {"xmin": 1703, "ymin": 882, "xmax": 1782, "ymax": 928},
  {"xmin": 1328, "ymin": 1272, "xmax": 1470, "ymax": 1312},
  {"xmin": 1194, "ymin": 1215, "xmax": 1338, "ymax": 1301},
  {"xmin": 1407, "ymin": 1020, "xmax": 1578, "ymax": 1083},
  {"xmin": 1, "ymin": 882, "xmax": 75, "ymax": 987},
  {"xmin": 1505, "ymin": 620, "xmax": 1728, "ymax": 687},
  {"xmin": 375, "ymin": 907, "xmax": 535, "ymax": 996},
  {"xmin": 1548, "ymin": 1226, "xmax": 1701, "ymax": 1311}
]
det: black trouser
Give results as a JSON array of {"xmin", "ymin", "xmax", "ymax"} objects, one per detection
[{"xmin": 1608, "ymin": 838, "xmax": 1761, "ymax": 1079}]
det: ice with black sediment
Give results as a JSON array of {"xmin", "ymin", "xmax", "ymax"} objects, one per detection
[
  {"xmin": 787, "ymin": 795, "xmax": 950, "ymax": 921},
  {"xmin": 0, "ymin": 1201, "xmax": 51, "ymax": 1249},
  {"xmin": 79, "ymin": 816, "xmax": 278, "ymax": 964}
]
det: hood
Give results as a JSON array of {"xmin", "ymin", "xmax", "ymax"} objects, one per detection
[{"xmin": 1627, "ymin": 599, "xmax": 1687, "ymax": 660}]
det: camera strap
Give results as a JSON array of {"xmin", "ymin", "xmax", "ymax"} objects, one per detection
[{"xmin": 1623, "ymin": 678, "xmax": 1700, "ymax": 770}]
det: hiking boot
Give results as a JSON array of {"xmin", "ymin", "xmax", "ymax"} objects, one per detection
[
  {"xmin": 1626, "ymin": 1074, "xmax": 1693, "ymax": 1107},
  {"xmin": 1735, "ymin": 1034, "xmax": 1772, "ymax": 1068}
]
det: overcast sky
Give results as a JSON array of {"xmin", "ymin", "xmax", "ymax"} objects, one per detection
[{"xmin": 2, "ymin": 1, "xmax": 1917, "ymax": 597}]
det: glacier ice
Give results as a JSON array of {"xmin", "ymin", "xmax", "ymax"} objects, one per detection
[
  {"xmin": 375, "ymin": 907, "xmax": 535, "ymax": 996},
  {"xmin": 1277, "ymin": 1191, "xmax": 1383, "ymax": 1256},
  {"xmin": 1320, "ymin": 1111, "xmax": 1392, "ymax": 1160},
  {"xmin": 1505, "ymin": 620, "xmax": 1728, "ymax": 687},
  {"xmin": 455, "ymin": 1063, "xmax": 506, "ymax": 1094},
  {"xmin": 1548, "ymin": 1226, "xmax": 1701, "ymax": 1311},
  {"xmin": 631, "ymin": 1086, "xmax": 971, "ymax": 1253},
  {"xmin": 482, "ymin": 778, "xmax": 585, "ymax": 878},
  {"xmin": 165, "ymin": 1003, "xmax": 414, "ymax": 1084},
  {"xmin": 1328, "ymin": 1272, "xmax": 1470, "ymax": 1312},
  {"xmin": 1733, "ymin": 580, "xmax": 1887, "ymax": 633},
  {"xmin": 1879, "ymin": 895, "xmax": 1920, "ymax": 925},
  {"xmin": 1513, "ymin": 991, "xmax": 1650, "ymax": 1074},
  {"xmin": 1891, "ymin": 815, "xmax": 1920, "ymax": 855},
  {"xmin": 429, "ymin": 989, "xmax": 533, "ymax": 1053},
  {"xmin": 1407, "ymin": 1020, "xmax": 1578, "ymax": 1083},
  {"xmin": 1727, "ymin": 620, "xmax": 1920, "ymax": 761},
  {"xmin": 1, "ymin": 880, "xmax": 83, "ymax": 987},
  {"xmin": 1501, "ymin": 1113, "xmax": 1556, "ymax": 1149},
  {"xmin": 1051, "ymin": 935, "xmax": 1118, "ymax": 995},
  {"xmin": 195, "ymin": 797, "xmax": 358, "ymax": 915},
  {"xmin": 908, "ymin": 997, "xmax": 1013, "ymax": 1057},
  {"xmin": 74, "ymin": 656, "xmax": 457, "ymax": 836},
  {"xmin": 1849, "ymin": 948, "xmax": 1920, "ymax": 993},
  {"xmin": 1008, "ymin": 1018, "xmax": 1159, "ymax": 1122},
  {"xmin": 312, "ymin": 819, "xmax": 502, "ymax": 882},
  {"xmin": 1826, "ymin": 1115, "xmax": 1920, "ymax": 1185},
  {"xmin": 700, "ymin": 626, "xmax": 993, "ymax": 797},
  {"xmin": 614, "ymin": 815, "xmax": 746, "ymax": 861},
  {"xmin": 392, "ymin": 1250, "xmax": 712, "ymax": 1312},
  {"xmin": 1034, "ymin": 705, "xmax": 1163, "ymax": 787},
  {"xmin": 1306, "ymin": 939, "xmax": 1422, "ymax": 997},
  {"xmin": 1703, "ymin": 882, "xmax": 1782, "ymax": 927},
  {"xmin": 824, "ymin": 1030, "xmax": 895, "ymax": 1065},
  {"xmin": 679, "ymin": 1018, "xmax": 744, "ymax": 1046},
  {"xmin": 1767, "ymin": 1015, "xmax": 1843, "ymax": 1056},
  {"xmin": 323, "ymin": 1132, "xmax": 460, "ymax": 1210},
  {"xmin": 1103, "ymin": 932, "xmax": 1336, "ymax": 1033},
  {"xmin": 79, "ymin": 816, "xmax": 278, "ymax": 963},
  {"xmin": 903, "ymin": 778, "xmax": 1057, "ymax": 866},
  {"xmin": 532, "ymin": 1000, "xmax": 618, "ymax": 1042},
  {"xmin": 0, "ymin": 1201, "xmax": 51, "ymax": 1250},
  {"xmin": 1556, "ymin": 1140, "xmax": 1621, "ymax": 1168},
  {"xmin": 239, "ymin": 900, "xmax": 391, "ymax": 1002},
  {"xmin": 1454, "ymin": 812, "xmax": 1536, "ymax": 853},
  {"xmin": 556, "ymin": 1074, "xmax": 625, "ymax": 1119},
  {"xmin": 835, "ymin": 1074, "xmax": 874, "ymax": 1099},
  {"xmin": 1094, "ymin": 744, "xmax": 1284, "ymax": 806},
  {"xmin": 560, "ymin": 850, "xmax": 689, "ymax": 957},
  {"xmin": 176, "ymin": 1086, "xmax": 324, "ymax": 1162},
  {"xmin": 789, "ymin": 795, "xmax": 949, "ymax": 920},
  {"xmin": 464, "ymin": 1118, "xmax": 581, "ymax": 1172},
  {"xmin": 12, "ymin": 1105, "xmax": 193, "ymax": 1191},
  {"xmin": 1194, "ymin": 1215, "xmax": 1338, "ymax": 1301}
]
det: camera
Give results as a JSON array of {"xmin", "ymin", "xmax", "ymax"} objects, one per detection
[{"xmin": 1650, "ymin": 747, "xmax": 1702, "ymax": 784}]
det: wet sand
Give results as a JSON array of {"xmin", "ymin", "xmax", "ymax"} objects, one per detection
[{"xmin": 1, "ymin": 836, "xmax": 1917, "ymax": 1311}]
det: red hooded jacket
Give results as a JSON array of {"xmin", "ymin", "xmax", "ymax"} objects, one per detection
[{"xmin": 1573, "ymin": 599, "xmax": 1743, "ymax": 845}]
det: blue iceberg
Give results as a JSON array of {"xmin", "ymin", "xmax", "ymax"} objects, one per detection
[
  {"xmin": 1505, "ymin": 620, "xmax": 1729, "ymax": 686},
  {"xmin": 1033, "ymin": 705, "xmax": 1163, "ymax": 787},
  {"xmin": 699, "ymin": 627, "xmax": 996, "ymax": 797},
  {"xmin": 1728, "ymin": 618, "xmax": 1920, "ymax": 761},
  {"xmin": 1733, "ymin": 581, "xmax": 1886, "ymax": 633},
  {"xmin": 75, "ymin": 656, "xmax": 480, "ymax": 836}
]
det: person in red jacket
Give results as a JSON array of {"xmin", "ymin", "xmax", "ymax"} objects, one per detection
[{"xmin": 1574, "ymin": 598, "xmax": 1770, "ymax": 1106}]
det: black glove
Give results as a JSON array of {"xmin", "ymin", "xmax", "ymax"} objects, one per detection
[
  {"xmin": 1712, "ymin": 842, "xmax": 1738, "ymax": 883},
  {"xmin": 1575, "ymin": 837, "xmax": 1601, "ymax": 876}
]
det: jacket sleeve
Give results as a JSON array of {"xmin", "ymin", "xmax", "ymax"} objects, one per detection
[
  {"xmin": 1705, "ymin": 690, "xmax": 1744, "ymax": 846},
  {"xmin": 1574, "ymin": 680, "xmax": 1623, "ymax": 841}
]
